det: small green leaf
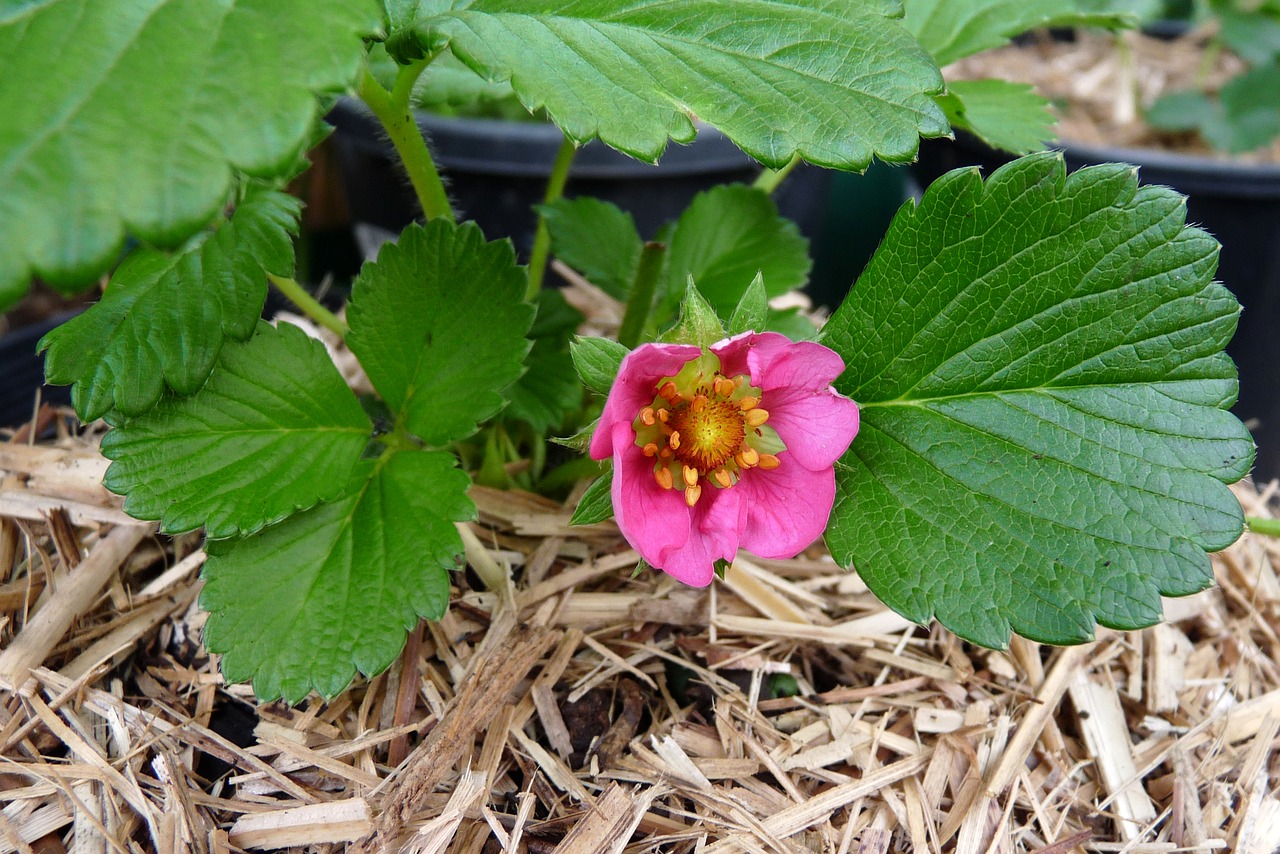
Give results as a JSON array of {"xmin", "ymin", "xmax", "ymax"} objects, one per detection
[
  {"xmin": 1146, "ymin": 90, "xmax": 1217, "ymax": 132},
  {"xmin": 570, "ymin": 470, "xmax": 613, "ymax": 525},
  {"xmin": 0, "ymin": 0, "xmax": 378, "ymax": 307},
  {"xmin": 1219, "ymin": 6, "xmax": 1280, "ymax": 66},
  {"xmin": 40, "ymin": 187, "xmax": 300, "ymax": 422},
  {"xmin": 408, "ymin": 0, "xmax": 947, "ymax": 170},
  {"xmin": 728, "ymin": 273, "xmax": 769, "ymax": 336},
  {"xmin": 1216, "ymin": 61, "xmax": 1280, "ymax": 153},
  {"xmin": 663, "ymin": 185, "xmax": 811, "ymax": 316},
  {"xmin": 904, "ymin": 0, "xmax": 1138, "ymax": 66},
  {"xmin": 503, "ymin": 291, "xmax": 586, "ymax": 433},
  {"xmin": 202, "ymin": 450, "xmax": 474, "ymax": 703},
  {"xmin": 764, "ymin": 306, "xmax": 819, "ymax": 342},
  {"xmin": 100, "ymin": 321, "xmax": 370, "ymax": 538},
  {"xmin": 822, "ymin": 152, "xmax": 1253, "ymax": 648},
  {"xmin": 551, "ymin": 417, "xmax": 599, "ymax": 454},
  {"xmin": 661, "ymin": 282, "xmax": 726, "ymax": 349},
  {"xmin": 938, "ymin": 80, "xmax": 1055, "ymax": 155},
  {"xmin": 541, "ymin": 197, "xmax": 643, "ymax": 299},
  {"xmin": 570, "ymin": 337, "xmax": 630, "ymax": 396},
  {"xmin": 346, "ymin": 220, "xmax": 534, "ymax": 446}
]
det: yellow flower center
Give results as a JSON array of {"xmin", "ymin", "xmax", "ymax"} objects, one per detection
[{"xmin": 632, "ymin": 351, "xmax": 785, "ymax": 507}]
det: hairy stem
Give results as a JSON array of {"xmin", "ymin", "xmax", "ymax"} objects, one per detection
[
  {"xmin": 1247, "ymin": 516, "xmax": 1280, "ymax": 538},
  {"xmin": 617, "ymin": 242, "xmax": 667, "ymax": 349},
  {"xmin": 267, "ymin": 273, "xmax": 347, "ymax": 336},
  {"xmin": 753, "ymin": 154, "xmax": 801, "ymax": 196},
  {"xmin": 356, "ymin": 60, "xmax": 455, "ymax": 223},
  {"xmin": 525, "ymin": 135, "xmax": 578, "ymax": 300}
]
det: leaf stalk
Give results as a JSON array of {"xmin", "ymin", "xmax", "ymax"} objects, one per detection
[
  {"xmin": 356, "ymin": 60, "xmax": 456, "ymax": 223},
  {"xmin": 267, "ymin": 273, "xmax": 348, "ymax": 336},
  {"xmin": 753, "ymin": 153, "xmax": 801, "ymax": 196},
  {"xmin": 1246, "ymin": 516, "xmax": 1280, "ymax": 538},
  {"xmin": 525, "ymin": 135, "xmax": 578, "ymax": 300},
  {"xmin": 617, "ymin": 241, "xmax": 667, "ymax": 349}
]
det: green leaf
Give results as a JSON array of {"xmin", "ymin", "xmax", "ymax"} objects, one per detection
[
  {"xmin": 570, "ymin": 470, "xmax": 614, "ymax": 525},
  {"xmin": 39, "ymin": 188, "xmax": 300, "ymax": 422},
  {"xmin": 570, "ymin": 337, "xmax": 629, "ymax": 396},
  {"xmin": 0, "ymin": 0, "xmax": 378, "ymax": 308},
  {"xmin": 663, "ymin": 185, "xmax": 811, "ymax": 317},
  {"xmin": 408, "ymin": 0, "xmax": 947, "ymax": 170},
  {"xmin": 346, "ymin": 220, "xmax": 535, "ymax": 446},
  {"xmin": 938, "ymin": 80, "xmax": 1055, "ymax": 155},
  {"xmin": 904, "ymin": 0, "xmax": 1137, "ymax": 66},
  {"xmin": 503, "ymin": 291, "xmax": 585, "ymax": 433},
  {"xmin": 821, "ymin": 152, "xmax": 1252, "ymax": 648},
  {"xmin": 1219, "ymin": 5, "xmax": 1280, "ymax": 66},
  {"xmin": 202, "ymin": 450, "xmax": 474, "ymax": 702},
  {"xmin": 728, "ymin": 274, "xmax": 770, "ymax": 336},
  {"xmin": 99, "ymin": 321, "xmax": 370, "ymax": 539},
  {"xmin": 541, "ymin": 197, "xmax": 643, "ymax": 300},
  {"xmin": 1215, "ymin": 61, "xmax": 1280, "ymax": 152},
  {"xmin": 1146, "ymin": 90, "xmax": 1217, "ymax": 132},
  {"xmin": 765, "ymin": 306, "xmax": 819, "ymax": 341}
]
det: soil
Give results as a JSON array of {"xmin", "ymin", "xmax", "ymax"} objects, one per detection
[{"xmin": 948, "ymin": 27, "xmax": 1280, "ymax": 163}]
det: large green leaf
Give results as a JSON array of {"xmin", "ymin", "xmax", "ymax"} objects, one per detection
[
  {"xmin": 662, "ymin": 184, "xmax": 811, "ymax": 317},
  {"xmin": 938, "ymin": 80, "xmax": 1055, "ymax": 155},
  {"xmin": 99, "ymin": 321, "xmax": 371, "ymax": 539},
  {"xmin": 346, "ymin": 220, "xmax": 534, "ymax": 446},
  {"xmin": 0, "ymin": 0, "xmax": 378, "ymax": 308},
  {"xmin": 201, "ymin": 450, "xmax": 473, "ymax": 702},
  {"xmin": 404, "ymin": 0, "xmax": 947, "ymax": 169},
  {"xmin": 40, "ymin": 188, "xmax": 299, "ymax": 422},
  {"xmin": 821, "ymin": 153, "xmax": 1252, "ymax": 648},
  {"xmin": 904, "ymin": 0, "xmax": 1137, "ymax": 66}
]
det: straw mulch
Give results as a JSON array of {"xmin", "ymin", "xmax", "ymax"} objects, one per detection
[{"xmin": 1, "ymin": 404, "xmax": 1279, "ymax": 853}]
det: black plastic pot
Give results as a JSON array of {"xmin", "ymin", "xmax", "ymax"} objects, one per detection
[
  {"xmin": 0, "ymin": 314, "xmax": 75, "ymax": 428},
  {"xmin": 915, "ymin": 135, "xmax": 1280, "ymax": 479},
  {"xmin": 326, "ymin": 98, "xmax": 833, "ymax": 281}
]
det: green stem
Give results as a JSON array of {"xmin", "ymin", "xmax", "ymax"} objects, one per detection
[
  {"xmin": 356, "ymin": 60, "xmax": 455, "ymax": 223},
  {"xmin": 525, "ymin": 135, "xmax": 578, "ymax": 300},
  {"xmin": 753, "ymin": 154, "xmax": 801, "ymax": 196},
  {"xmin": 617, "ymin": 242, "xmax": 667, "ymax": 349},
  {"xmin": 267, "ymin": 273, "xmax": 347, "ymax": 336},
  {"xmin": 1196, "ymin": 38, "xmax": 1222, "ymax": 90},
  {"xmin": 1247, "ymin": 516, "xmax": 1280, "ymax": 538}
]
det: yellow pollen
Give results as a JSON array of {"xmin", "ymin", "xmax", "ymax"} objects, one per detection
[
  {"xmin": 655, "ymin": 467, "xmax": 674, "ymax": 489},
  {"xmin": 759, "ymin": 454, "xmax": 781, "ymax": 470},
  {"xmin": 713, "ymin": 469, "xmax": 732, "ymax": 488},
  {"xmin": 642, "ymin": 442, "xmax": 658, "ymax": 457},
  {"xmin": 682, "ymin": 465, "xmax": 698, "ymax": 487},
  {"xmin": 685, "ymin": 483, "xmax": 702, "ymax": 506},
  {"xmin": 640, "ymin": 407, "xmax": 656, "ymax": 426},
  {"xmin": 669, "ymin": 431, "xmax": 681, "ymax": 450},
  {"xmin": 745, "ymin": 408, "xmax": 769, "ymax": 427},
  {"xmin": 739, "ymin": 396, "xmax": 759, "ymax": 410}
]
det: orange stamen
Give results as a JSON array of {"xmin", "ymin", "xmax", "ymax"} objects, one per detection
[
  {"xmin": 642, "ymin": 442, "xmax": 659, "ymax": 457},
  {"xmin": 739, "ymin": 396, "xmax": 759, "ymax": 410},
  {"xmin": 739, "ymin": 447, "xmax": 760, "ymax": 467},
  {"xmin": 656, "ymin": 408, "xmax": 670, "ymax": 423},
  {"xmin": 745, "ymin": 408, "xmax": 769, "ymax": 427},
  {"xmin": 658, "ymin": 382, "xmax": 680, "ymax": 402},
  {"xmin": 685, "ymin": 483, "xmax": 702, "ymax": 506},
  {"xmin": 691, "ymin": 394, "xmax": 707, "ymax": 413},
  {"xmin": 758, "ymin": 454, "xmax": 781, "ymax": 470},
  {"xmin": 682, "ymin": 465, "xmax": 698, "ymax": 487},
  {"xmin": 713, "ymin": 469, "xmax": 732, "ymax": 488},
  {"xmin": 655, "ymin": 467, "xmax": 674, "ymax": 489},
  {"xmin": 640, "ymin": 407, "xmax": 656, "ymax": 426},
  {"xmin": 669, "ymin": 431, "xmax": 681, "ymax": 450}
]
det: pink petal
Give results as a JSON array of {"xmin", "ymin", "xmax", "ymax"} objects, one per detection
[
  {"xmin": 610, "ymin": 422, "xmax": 691, "ymax": 567},
  {"xmin": 657, "ymin": 488, "xmax": 743, "ymax": 587},
  {"xmin": 765, "ymin": 386, "xmax": 860, "ymax": 472},
  {"xmin": 590, "ymin": 342, "xmax": 701, "ymax": 461},
  {"xmin": 712, "ymin": 331, "xmax": 790, "ymax": 382},
  {"xmin": 750, "ymin": 339, "xmax": 847, "ymax": 393},
  {"xmin": 737, "ymin": 456, "xmax": 836, "ymax": 559}
]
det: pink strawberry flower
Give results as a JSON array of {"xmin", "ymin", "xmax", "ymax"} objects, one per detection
[{"xmin": 590, "ymin": 331, "xmax": 860, "ymax": 586}]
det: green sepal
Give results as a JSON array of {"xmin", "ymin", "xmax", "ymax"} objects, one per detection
[
  {"xmin": 570, "ymin": 469, "xmax": 614, "ymax": 526},
  {"xmin": 571, "ymin": 336, "xmax": 630, "ymax": 395},
  {"xmin": 660, "ymin": 280, "xmax": 726, "ymax": 348},
  {"xmin": 728, "ymin": 273, "xmax": 769, "ymax": 335}
]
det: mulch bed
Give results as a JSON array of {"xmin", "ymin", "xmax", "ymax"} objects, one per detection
[{"xmin": 0, "ymin": 396, "xmax": 1278, "ymax": 853}]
